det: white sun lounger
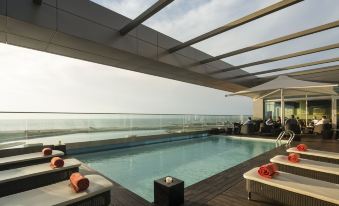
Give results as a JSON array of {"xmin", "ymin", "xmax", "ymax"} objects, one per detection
[
  {"xmin": 243, "ymin": 167, "xmax": 339, "ymax": 206},
  {"xmin": 0, "ymin": 150, "xmax": 64, "ymax": 170},
  {"xmin": 287, "ymin": 147, "xmax": 339, "ymax": 164},
  {"xmin": 270, "ymin": 155, "xmax": 339, "ymax": 183},
  {"xmin": 0, "ymin": 174, "xmax": 113, "ymax": 206},
  {"xmin": 0, "ymin": 158, "xmax": 81, "ymax": 197}
]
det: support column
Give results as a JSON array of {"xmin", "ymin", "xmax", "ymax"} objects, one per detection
[
  {"xmin": 331, "ymin": 96, "xmax": 337, "ymax": 137},
  {"xmin": 281, "ymin": 89, "xmax": 285, "ymax": 125},
  {"xmin": 305, "ymin": 94, "xmax": 308, "ymax": 126}
]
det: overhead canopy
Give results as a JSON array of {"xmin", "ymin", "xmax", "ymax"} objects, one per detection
[{"xmin": 226, "ymin": 75, "xmax": 338, "ymax": 100}]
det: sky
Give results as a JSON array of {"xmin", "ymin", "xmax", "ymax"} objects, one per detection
[
  {"xmin": 0, "ymin": 43, "xmax": 251, "ymax": 114},
  {"xmin": 1, "ymin": 0, "xmax": 339, "ymax": 114}
]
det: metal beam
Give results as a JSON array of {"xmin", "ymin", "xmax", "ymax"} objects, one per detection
[
  {"xmin": 289, "ymin": 64, "xmax": 339, "ymax": 76},
  {"xmin": 209, "ymin": 43, "xmax": 339, "ymax": 74},
  {"xmin": 224, "ymin": 57, "xmax": 339, "ymax": 80},
  {"xmin": 168, "ymin": 0, "xmax": 302, "ymax": 53},
  {"xmin": 199, "ymin": 20, "xmax": 339, "ymax": 64},
  {"xmin": 119, "ymin": 0, "xmax": 174, "ymax": 35}
]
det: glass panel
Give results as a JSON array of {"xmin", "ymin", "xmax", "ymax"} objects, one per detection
[
  {"xmin": 308, "ymin": 100, "xmax": 332, "ymax": 122},
  {"xmin": 0, "ymin": 113, "xmax": 250, "ymax": 145},
  {"xmin": 91, "ymin": 0, "xmax": 158, "ymax": 19},
  {"xmin": 264, "ymin": 99, "xmax": 332, "ymax": 123}
]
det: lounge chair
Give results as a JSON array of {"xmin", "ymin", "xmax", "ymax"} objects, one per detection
[
  {"xmin": 0, "ymin": 144, "xmax": 43, "ymax": 158},
  {"xmin": 0, "ymin": 150, "xmax": 64, "ymax": 170},
  {"xmin": 287, "ymin": 147, "xmax": 339, "ymax": 164},
  {"xmin": 0, "ymin": 174, "xmax": 113, "ymax": 206},
  {"xmin": 270, "ymin": 155, "xmax": 339, "ymax": 184},
  {"xmin": 243, "ymin": 167, "xmax": 339, "ymax": 206},
  {"xmin": 0, "ymin": 158, "xmax": 80, "ymax": 197}
]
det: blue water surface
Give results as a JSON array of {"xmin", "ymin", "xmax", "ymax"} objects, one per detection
[{"xmin": 75, "ymin": 135, "xmax": 275, "ymax": 201}]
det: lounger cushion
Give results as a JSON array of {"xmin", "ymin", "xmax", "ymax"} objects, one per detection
[
  {"xmin": 244, "ymin": 167, "xmax": 339, "ymax": 205},
  {"xmin": 0, "ymin": 158, "xmax": 81, "ymax": 184},
  {"xmin": 0, "ymin": 150, "xmax": 64, "ymax": 167},
  {"xmin": 0, "ymin": 174, "xmax": 113, "ymax": 206},
  {"xmin": 287, "ymin": 147, "xmax": 339, "ymax": 160},
  {"xmin": 270, "ymin": 155, "xmax": 339, "ymax": 175}
]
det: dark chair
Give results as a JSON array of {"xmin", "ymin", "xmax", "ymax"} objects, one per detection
[
  {"xmin": 240, "ymin": 124, "xmax": 255, "ymax": 135},
  {"xmin": 233, "ymin": 123, "xmax": 241, "ymax": 135},
  {"xmin": 285, "ymin": 124, "xmax": 301, "ymax": 135},
  {"xmin": 259, "ymin": 123, "xmax": 273, "ymax": 134}
]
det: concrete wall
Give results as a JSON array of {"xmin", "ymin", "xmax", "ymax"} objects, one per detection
[
  {"xmin": 0, "ymin": 0, "xmax": 250, "ymax": 92},
  {"xmin": 252, "ymin": 99, "xmax": 264, "ymax": 120}
]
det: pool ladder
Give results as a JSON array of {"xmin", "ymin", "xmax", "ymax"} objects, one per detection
[{"xmin": 276, "ymin": 130, "xmax": 295, "ymax": 147}]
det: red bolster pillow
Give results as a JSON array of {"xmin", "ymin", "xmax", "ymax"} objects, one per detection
[
  {"xmin": 296, "ymin": 144, "xmax": 308, "ymax": 151},
  {"xmin": 42, "ymin": 148, "xmax": 52, "ymax": 156},
  {"xmin": 50, "ymin": 157, "xmax": 64, "ymax": 168},
  {"xmin": 258, "ymin": 163, "xmax": 278, "ymax": 178},
  {"xmin": 70, "ymin": 173, "xmax": 89, "ymax": 193},
  {"xmin": 288, "ymin": 153, "xmax": 300, "ymax": 163}
]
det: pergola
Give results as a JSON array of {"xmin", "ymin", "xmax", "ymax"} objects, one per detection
[{"xmin": 0, "ymin": 0, "xmax": 338, "ymax": 90}]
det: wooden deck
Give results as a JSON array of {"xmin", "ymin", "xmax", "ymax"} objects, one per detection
[{"xmin": 78, "ymin": 136, "xmax": 338, "ymax": 206}]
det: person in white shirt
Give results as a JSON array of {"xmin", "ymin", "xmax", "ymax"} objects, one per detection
[
  {"xmin": 311, "ymin": 116, "xmax": 319, "ymax": 125},
  {"xmin": 243, "ymin": 117, "xmax": 253, "ymax": 125},
  {"xmin": 265, "ymin": 116, "xmax": 274, "ymax": 126},
  {"xmin": 315, "ymin": 115, "xmax": 330, "ymax": 125}
]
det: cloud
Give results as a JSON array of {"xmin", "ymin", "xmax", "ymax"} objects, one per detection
[{"xmin": 0, "ymin": 43, "xmax": 252, "ymax": 114}]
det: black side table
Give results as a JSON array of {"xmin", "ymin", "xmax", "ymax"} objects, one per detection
[{"xmin": 154, "ymin": 177, "xmax": 184, "ymax": 206}]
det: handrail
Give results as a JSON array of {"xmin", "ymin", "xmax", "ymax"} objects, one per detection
[{"xmin": 276, "ymin": 130, "xmax": 295, "ymax": 147}]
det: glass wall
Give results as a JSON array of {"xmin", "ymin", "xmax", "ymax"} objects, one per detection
[
  {"xmin": 0, "ymin": 113, "xmax": 249, "ymax": 145},
  {"xmin": 264, "ymin": 98, "xmax": 332, "ymax": 122}
]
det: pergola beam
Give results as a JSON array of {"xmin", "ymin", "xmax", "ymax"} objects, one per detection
[
  {"xmin": 209, "ymin": 43, "xmax": 339, "ymax": 74},
  {"xmin": 168, "ymin": 0, "xmax": 302, "ymax": 53},
  {"xmin": 224, "ymin": 57, "xmax": 339, "ymax": 80},
  {"xmin": 289, "ymin": 64, "xmax": 339, "ymax": 76},
  {"xmin": 199, "ymin": 20, "xmax": 339, "ymax": 64},
  {"xmin": 119, "ymin": 0, "xmax": 174, "ymax": 35}
]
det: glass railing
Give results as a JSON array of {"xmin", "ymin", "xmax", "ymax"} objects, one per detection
[{"xmin": 0, "ymin": 112, "xmax": 251, "ymax": 145}]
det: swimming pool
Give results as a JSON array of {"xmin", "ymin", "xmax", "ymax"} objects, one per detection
[{"xmin": 75, "ymin": 135, "xmax": 276, "ymax": 201}]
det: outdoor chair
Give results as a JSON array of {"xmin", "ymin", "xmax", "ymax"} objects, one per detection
[
  {"xmin": 0, "ymin": 158, "xmax": 80, "ymax": 197},
  {"xmin": 270, "ymin": 155, "xmax": 339, "ymax": 184},
  {"xmin": 287, "ymin": 147, "xmax": 339, "ymax": 164},
  {"xmin": 240, "ymin": 124, "xmax": 255, "ymax": 135},
  {"xmin": 0, "ymin": 150, "xmax": 64, "ymax": 170},
  {"xmin": 243, "ymin": 167, "xmax": 339, "ymax": 206},
  {"xmin": 0, "ymin": 174, "xmax": 113, "ymax": 206}
]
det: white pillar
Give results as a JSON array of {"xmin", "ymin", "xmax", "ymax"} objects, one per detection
[
  {"xmin": 305, "ymin": 93, "xmax": 308, "ymax": 126},
  {"xmin": 281, "ymin": 89, "xmax": 285, "ymax": 125},
  {"xmin": 331, "ymin": 96, "xmax": 337, "ymax": 137}
]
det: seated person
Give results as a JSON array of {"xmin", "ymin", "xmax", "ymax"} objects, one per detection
[
  {"xmin": 243, "ymin": 117, "xmax": 253, "ymax": 125},
  {"xmin": 285, "ymin": 115, "xmax": 301, "ymax": 134},
  {"xmin": 285, "ymin": 115, "xmax": 298, "ymax": 126},
  {"xmin": 276, "ymin": 116, "xmax": 282, "ymax": 125},
  {"xmin": 315, "ymin": 115, "xmax": 330, "ymax": 125},
  {"xmin": 311, "ymin": 116, "xmax": 318, "ymax": 126},
  {"xmin": 265, "ymin": 116, "xmax": 274, "ymax": 126}
]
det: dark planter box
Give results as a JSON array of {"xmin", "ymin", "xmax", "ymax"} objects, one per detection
[{"xmin": 154, "ymin": 177, "xmax": 184, "ymax": 206}]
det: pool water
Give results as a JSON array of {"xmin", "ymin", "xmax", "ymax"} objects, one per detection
[{"xmin": 75, "ymin": 136, "xmax": 275, "ymax": 201}]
